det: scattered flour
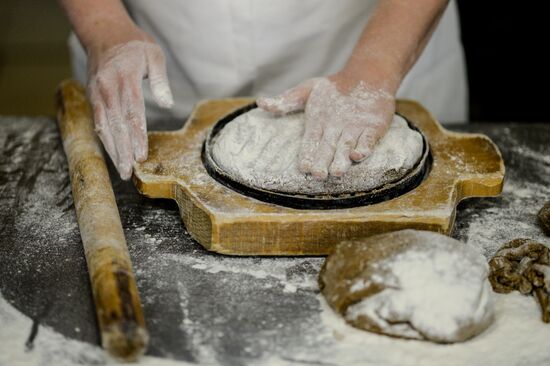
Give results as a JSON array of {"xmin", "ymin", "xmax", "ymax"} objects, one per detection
[
  {"xmin": 316, "ymin": 292, "xmax": 550, "ymax": 366},
  {"xmin": 0, "ymin": 292, "xmax": 194, "ymax": 366},
  {"xmin": 211, "ymin": 108, "xmax": 423, "ymax": 195},
  {"xmin": 458, "ymin": 176, "xmax": 550, "ymax": 258},
  {"xmin": 3, "ymin": 119, "xmax": 550, "ymax": 365}
]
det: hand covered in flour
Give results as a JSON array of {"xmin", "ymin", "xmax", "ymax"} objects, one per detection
[
  {"xmin": 87, "ymin": 31, "xmax": 173, "ymax": 180},
  {"xmin": 257, "ymin": 73, "xmax": 395, "ymax": 180}
]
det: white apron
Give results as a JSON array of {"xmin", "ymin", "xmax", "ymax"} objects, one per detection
[{"xmin": 69, "ymin": 0, "xmax": 467, "ymax": 123}]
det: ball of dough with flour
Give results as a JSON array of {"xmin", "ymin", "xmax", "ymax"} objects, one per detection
[
  {"xmin": 211, "ymin": 108, "xmax": 423, "ymax": 195},
  {"xmin": 319, "ymin": 230, "xmax": 494, "ymax": 343}
]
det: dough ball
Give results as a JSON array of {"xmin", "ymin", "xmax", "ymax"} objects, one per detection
[
  {"xmin": 211, "ymin": 108, "xmax": 423, "ymax": 195},
  {"xmin": 538, "ymin": 201, "xmax": 550, "ymax": 236},
  {"xmin": 319, "ymin": 229, "xmax": 494, "ymax": 343}
]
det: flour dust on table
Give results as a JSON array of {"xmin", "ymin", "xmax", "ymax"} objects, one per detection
[
  {"xmin": 212, "ymin": 108, "xmax": 423, "ymax": 195},
  {"xmin": 4, "ymin": 118, "xmax": 550, "ymax": 365}
]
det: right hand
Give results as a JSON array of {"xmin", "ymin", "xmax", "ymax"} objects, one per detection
[
  {"xmin": 87, "ymin": 29, "xmax": 173, "ymax": 180},
  {"xmin": 257, "ymin": 74, "xmax": 395, "ymax": 180}
]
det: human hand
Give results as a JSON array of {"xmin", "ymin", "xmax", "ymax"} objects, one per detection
[
  {"xmin": 257, "ymin": 73, "xmax": 395, "ymax": 180},
  {"xmin": 87, "ymin": 30, "xmax": 173, "ymax": 180}
]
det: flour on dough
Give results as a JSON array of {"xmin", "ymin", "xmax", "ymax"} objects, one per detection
[
  {"xmin": 319, "ymin": 230, "xmax": 495, "ymax": 343},
  {"xmin": 211, "ymin": 108, "xmax": 423, "ymax": 195}
]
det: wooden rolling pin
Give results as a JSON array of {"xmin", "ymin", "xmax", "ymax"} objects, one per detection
[{"xmin": 56, "ymin": 79, "xmax": 148, "ymax": 361}]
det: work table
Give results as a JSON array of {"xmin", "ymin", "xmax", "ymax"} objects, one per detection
[{"xmin": 1, "ymin": 117, "xmax": 549, "ymax": 365}]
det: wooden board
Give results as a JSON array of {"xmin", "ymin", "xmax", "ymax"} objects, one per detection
[{"xmin": 133, "ymin": 99, "xmax": 505, "ymax": 256}]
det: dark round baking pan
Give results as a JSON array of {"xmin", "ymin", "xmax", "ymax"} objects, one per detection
[{"xmin": 201, "ymin": 103, "xmax": 431, "ymax": 210}]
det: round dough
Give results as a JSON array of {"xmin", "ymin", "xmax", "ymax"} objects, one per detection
[
  {"xmin": 319, "ymin": 230, "xmax": 494, "ymax": 343},
  {"xmin": 211, "ymin": 108, "xmax": 423, "ymax": 195}
]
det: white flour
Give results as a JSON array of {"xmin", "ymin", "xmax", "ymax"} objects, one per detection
[
  {"xmin": 0, "ymin": 293, "xmax": 192, "ymax": 366},
  {"xmin": 317, "ymin": 292, "xmax": 550, "ymax": 366},
  {"xmin": 212, "ymin": 108, "xmax": 423, "ymax": 195},
  {"xmin": 344, "ymin": 231, "xmax": 494, "ymax": 343},
  {"xmin": 3, "ymin": 119, "xmax": 550, "ymax": 365}
]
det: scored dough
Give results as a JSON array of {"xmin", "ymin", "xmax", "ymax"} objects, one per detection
[
  {"xmin": 211, "ymin": 108, "xmax": 423, "ymax": 195},
  {"xmin": 319, "ymin": 230, "xmax": 495, "ymax": 343}
]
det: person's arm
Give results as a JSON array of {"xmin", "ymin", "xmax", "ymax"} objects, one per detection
[
  {"xmin": 344, "ymin": 0, "xmax": 447, "ymax": 93},
  {"xmin": 59, "ymin": 0, "xmax": 139, "ymax": 53},
  {"xmin": 58, "ymin": 0, "xmax": 173, "ymax": 180},
  {"xmin": 258, "ymin": 0, "xmax": 449, "ymax": 180}
]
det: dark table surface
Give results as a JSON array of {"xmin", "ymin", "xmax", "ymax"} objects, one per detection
[{"xmin": 1, "ymin": 117, "xmax": 549, "ymax": 366}]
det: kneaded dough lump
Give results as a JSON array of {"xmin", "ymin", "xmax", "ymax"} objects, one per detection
[
  {"xmin": 538, "ymin": 201, "xmax": 550, "ymax": 236},
  {"xmin": 211, "ymin": 108, "xmax": 423, "ymax": 195},
  {"xmin": 319, "ymin": 230, "xmax": 495, "ymax": 343}
]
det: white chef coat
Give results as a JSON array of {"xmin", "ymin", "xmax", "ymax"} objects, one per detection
[{"xmin": 69, "ymin": 0, "xmax": 467, "ymax": 123}]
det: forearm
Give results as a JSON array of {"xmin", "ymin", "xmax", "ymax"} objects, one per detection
[
  {"xmin": 344, "ymin": 0, "xmax": 449, "ymax": 93},
  {"xmin": 58, "ymin": 0, "xmax": 144, "ymax": 53}
]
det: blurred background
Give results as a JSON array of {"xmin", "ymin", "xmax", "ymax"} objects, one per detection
[
  {"xmin": 0, "ymin": 1, "xmax": 546, "ymax": 121},
  {"xmin": 0, "ymin": 1, "xmax": 71, "ymax": 116}
]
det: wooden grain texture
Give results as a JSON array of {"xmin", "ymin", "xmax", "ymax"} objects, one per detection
[
  {"xmin": 134, "ymin": 98, "xmax": 505, "ymax": 256},
  {"xmin": 56, "ymin": 80, "xmax": 148, "ymax": 360}
]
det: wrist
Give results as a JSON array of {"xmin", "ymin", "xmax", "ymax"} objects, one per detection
[
  {"xmin": 341, "ymin": 54, "xmax": 403, "ymax": 95},
  {"xmin": 60, "ymin": 0, "xmax": 148, "ymax": 54},
  {"xmin": 84, "ymin": 19, "xmax": 149, "ymax": 55}
]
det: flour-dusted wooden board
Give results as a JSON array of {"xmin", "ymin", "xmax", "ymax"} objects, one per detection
[{"xmin": 133, "ymin": 99, "xmax": 505, "ymax": 255}]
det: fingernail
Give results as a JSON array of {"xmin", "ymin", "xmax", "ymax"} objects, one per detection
[
  {"xmin": 153, "ymin": 80, "xmax": 174, "ymax": 108},
  {"xmin": 135, "ymin": 144, "xmax": 148, "ymax": 162},
  {"xmin": 256, "ymin": 97, "xmax": 269, "ymax": 108},
  {"xmin": 118, "ymin": 162, "xmax": 133, "ymax": 181},
  {"xmin": 136, "ymin": 151, "xmax": 148, "ymax": 163},
  {"xmin": 258, "ymin": 96, "xmax": 290, "ymax": 115},
  {"xmin": 350, "ymin": 150, "xmax": 366, "ymax": 162},
  {"xmin": 311, "ymin": 168, "xmax": 328, "ymax": 181},
  {"xmin": 119, "ymin": 171, "xmax": 130, "ymax": 181},
  {"xmin": 299, "ymin": 160, "xmax": 311, "ymax": 173}
]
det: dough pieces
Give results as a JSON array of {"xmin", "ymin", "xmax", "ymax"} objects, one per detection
[
  {"xmin": 319, "ymin": 230, "xmax": 494, "ymax": 343},
  {"xmin": 538, "ymin": 201, "xmax": 550, "ymax": 236},
  {"xmin": 211, "ymin": 108, "xmax": 423, "ymax": 195}
]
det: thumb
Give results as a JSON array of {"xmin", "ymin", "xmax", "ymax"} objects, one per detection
[
  {"xmin": 145, "ymin": 44, "xmax": 174, "ymax": 108},
  {"xmin": 257, "ymin": 78, "xmax": 321, "ymax": 116}
]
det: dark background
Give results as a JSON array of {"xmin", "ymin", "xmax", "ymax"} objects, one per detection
[
  {"xmin": 0, "ymin": 1, "xmax": 547, "ymax": 122},
  {"xmin": 457, "ymin": 2, "xmax": 547, "ymax": 122}
]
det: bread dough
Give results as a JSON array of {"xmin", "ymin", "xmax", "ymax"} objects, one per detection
[
  {"xmin": 211, "ymin": 108, "xmax": 423, "ymax": 195},
  {"xmin": 489, "ymin": 238, "xmax": 550, "ymax": 322},
  {"xmin": 538, "ymin": 201, "xmax": 550, "ymax": 236},
  {"xmin": 319, "ymin": 230, "xmax": 494, "ymax": 343}
]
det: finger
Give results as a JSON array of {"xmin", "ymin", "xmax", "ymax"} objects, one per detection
[
  {"xmin": 122, "ymin": 75, "xmax": 148, "ymax": 162},
  {"xmin": 257, "ymin": 78, "xmax": 321, "ymax": 116},
  {"xmin": 311, "ymin": 127, "xmax": 342, "ymax": 180},
  {"xmin": 350, "ymin": 118, "xmax": 391, "ymax": 162},
  {"xmin": 89, "ymin": 83, "xmax": 117, "ymax": 166},
  {"xmin": 329, "ymin": 124, "xmax": 363, "ymax": 177},
  {"xmin": 99, "ymin": 77, "xmax": 134, "ymax": 180},
  {"xmin": 298, "ymin": 121, "xmax": 323, "ymax": 174},
  {"xmin": 145, "ymin": 45, "xmax": 174, "ymax": 108},
  {"xmin": 94, "ymin": 101, "xmax": 118, "ymax": 166}
]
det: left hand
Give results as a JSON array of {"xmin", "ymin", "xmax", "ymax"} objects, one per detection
[{"xmin": 257, "ymin": 72, "xmax": 395, "ymax": 180}]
